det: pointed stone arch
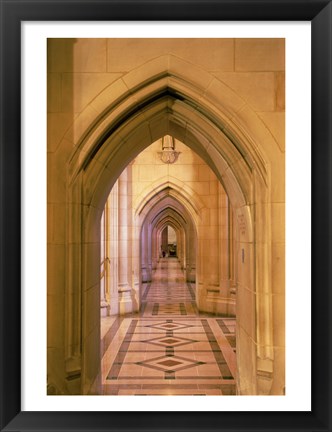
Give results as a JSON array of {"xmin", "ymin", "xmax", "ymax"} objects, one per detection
[
  {"xmin": 135, "ymin": 178, "xmax": 203, "ymax": 225},
  {"xmin": 138, "ymin": 189, "xmax": 197, "ymax": 284},
  {"xmin": 61, "ymin": 55, "xmax": 283, "ymax": 395}
]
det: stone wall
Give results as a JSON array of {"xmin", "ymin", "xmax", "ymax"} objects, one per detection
[{"xmin": 47, "ymin": 38, "xmax": 285, "ymax": 395}]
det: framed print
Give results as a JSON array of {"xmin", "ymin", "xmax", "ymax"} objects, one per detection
[{"xmin": 0, "ymin": 1, "xmax": 331, "ymax": 431}]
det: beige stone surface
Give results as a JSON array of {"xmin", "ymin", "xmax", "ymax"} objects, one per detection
[
  {"xmin": 271, "ymin": 242, "xmax": 285, "ymax": 294},
  {"xmin": 270, "ymin": 347, "xmax": 285, "ymax": 394},
  {"xmin": 47, "ymin": 152, "xmax": 68, "ymax": 204},
  {"xmin": 232, "ymin": 105, "xmax": 285, "ymax": 201},
  {"xmin": 47, "ymin": 37, "xmax": 285, "ymax": 396},
  {"xmin": 84, "ymin": 241, "xmax": 101, "ymax": 290},
  {"xmin": 258, "ymin": 112, "xmax": 285, "ymax": 152},
  {"xmin": 203, "ymin": 77, "xmax": 246, "ymax": 117},
  {"xmin": 47, "ymin": 203, "xmax": 66, "ymax": 244},
  {"xmin": 275, "ymin": 71, "xmax": 285, "ymax": 111},
  {"xmin": 236, "ymin": 326, "xmax": 257, "ymax": 394},
  {"xmin": 48, "ymin": 38, "xmax": 108, "ymax": 73},
  {"xmin": 48, "ymin": 113, "xmax": 76, "ymax": 152},
  {"xmin": 84, "ymin": 284, "xmax": 100, "ymax": 336},
  {"xmin": 271, "ymin": 203, "xmax": 285, "ymax": 243},
  {"xmin": 47, "ymin": 244, "xmax": 65, "ymax": 295},
  {"xmin": 48, "ymin": 39, "xmax": 75, "ymax": 73},
  {"xmin": 107, "ymin": 38, "xmax": 234, "ymax": 73},
  {"xmin": 236, "ymin": 284, "xmax": 256, "ymax": 339},
  {"xmin": 47, "ymin": 293, "xmax": 65, "ymax": 347},
  {"xmin": 272, "ymin": 292, "xmax": 285, "ymax": 346},
  {"xmin": 61, "ymin": 73, "xmax": 123, "ymax": 113},
  {"xmin": 47, "ymin": 73, "xmax": 62, "ymax": 112},
  {"xmin": 235, "ymin": 38, "xmax": 285, "ymax": 71},
  {"xmin": 215, "ymin": 72, "xmax": 275, "ymax": 111},
  {"xmin": 83, "ymin": 324, "xmax": 101, "ymax": 393},
  {"xmin": 237, "ymin": 244, "xmax": 254, "ymax": 289}
]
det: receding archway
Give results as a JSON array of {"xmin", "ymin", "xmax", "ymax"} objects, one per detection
[
  {"xmin": 138, "ymin": 186, "xmax": 198, "ymax": 287},
  {"xmin": 64, "ymin": 56, "xmax": 282, "ymax": 395}
]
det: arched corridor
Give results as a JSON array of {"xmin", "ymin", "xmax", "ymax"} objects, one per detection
[
  {"xmin": 101, "ymin": 258, "xmax": 236, "ymax": 395},
  {"xmin": 47, "ymin": 38, "xmax": 285, "ymax": 396},
  {"xmin": 98, "ymin": 138, "xmax": 236, "ymax": 395}
]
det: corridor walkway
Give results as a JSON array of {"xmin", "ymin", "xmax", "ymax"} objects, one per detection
[{"xmin": 101, "ymin": 258, "xmax": 236, "ymax": 395}]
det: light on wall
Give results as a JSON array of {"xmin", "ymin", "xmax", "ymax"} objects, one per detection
[{"xmin": 158, "ymin": 135, "xmax": 181, "ymax": 164}]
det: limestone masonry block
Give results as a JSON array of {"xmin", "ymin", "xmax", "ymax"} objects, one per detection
[
  {"xmin": 215, "ymin": 72, "xmax": 275, "ymax": 112},
  {"xmin": 61, "ymin": 73, "xmax": 122, "ymax": 113},
  {"xmin": 235, "ymin": 38, "xmax": 285, "ymax": 72}
]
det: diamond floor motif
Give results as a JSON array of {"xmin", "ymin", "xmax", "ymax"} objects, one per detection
[
  {"xmin": 101, "ymin": 258, "xmax": 237, "ymax": 395},
  {"xmin": 144, "ymin": 321, "xmax": 194, "ymax": 331},
  {"xmin": 141, "ymin": 335, "xmax": 197, "ymax": 348},
  {"xmin": 136, "ymin": 354, "xmax": 205, "ymax": 372}
]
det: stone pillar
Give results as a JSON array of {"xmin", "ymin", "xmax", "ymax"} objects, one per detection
[
  {"xmin": 117, "ymin": 169, "xmax": 135, "ymax": 314},
  {"xmin": 147, "ymin": 223, "xmax": 152, "ymax": 279},
  {"xmin": 228, "ymin": 206, "xmax": 237, "ymax": 313},
  {"xmin": 151, "ymin": 226, "xmax": 158, "ymax": 270},
  {"xmin": 176, "ymin": 228, "xmax": 182, "ymax": 264},
  {"xmin": 229, "ymin": 206, "xmax": 237, "ymax": 288},
  {"xmin": 217, "ymin": 188, "xmax": 234, "ymax": 315},
  {"xmin": 100, "ymin": 210, "xmax": 109, "ymax": 317},
  {"xmin": 108, "ymin": 181, "xmax": 119, "ymax": 316},
  {"xmin": 141, "ymin": 223, "xmax": 151, "ymax": 282},
  {"xmin": 202, "ymin": 223, "xmax": 220, "ymax": 310},
  {"xmin": 177, "ymin": 227, "xmax": 184, "ymax": 268},
  {"xmin": 196, "ymin": 199, "xmax": 220, "ymax": 313},
  {"xmin": 219, "ymin": 188, "xmax": 229, "ymax": 290},
  {"xmin": 186, "ymin": 227, "xmax": 196, "ymax": 282},
  {"xmin": 132, "ymin": 220, "xmax": 140, "ymax": 310},
  {"xmin": 161, "ymin": 226, "xmax": 168, "ymax": 256},
  {"xmin": 235, "ymin": 204, "xmax": 256, "ymax": 395}
]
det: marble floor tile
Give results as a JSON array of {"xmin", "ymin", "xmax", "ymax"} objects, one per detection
[{"xmin": 101, "ymin": 257, "xmax": 236, "ymax": 395}]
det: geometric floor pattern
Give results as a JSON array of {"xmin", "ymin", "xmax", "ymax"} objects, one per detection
[{"xmin": 101, "ymin": 257, "xmax": 236, "ymax": 395}]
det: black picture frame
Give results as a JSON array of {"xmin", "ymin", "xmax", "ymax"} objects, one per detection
[{"xmin": 0, "ymin": 1, "xmax": 331, "ymax": 431}]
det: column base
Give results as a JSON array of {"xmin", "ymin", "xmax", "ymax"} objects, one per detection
[
  {"xmin": 65, "ymin": 356, "xmax": 82, "ymax": 395},
  {"xmin": 100, "ymin": 300, "xmax": 110, "ymax": 317},
  {"xmin": 186, "ymin": 267, "xmax": 196, "ymax": 283},
  {"xmin": 118, "ymin": 286, "xmax": 134, "ymax": 315},
  {"xmin": 141, "ymin": 267, "xmax": 151, "ymax": 283},
  {"xmin": 108, "ymin": 296, "xmax": 119, "ymax": 316},
  {"xmin": 197, "ymin": 284, "xmax": 236, "ymax": 316}
]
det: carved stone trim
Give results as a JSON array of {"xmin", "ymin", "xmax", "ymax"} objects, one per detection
[{"xmin": 157, "ymin": 150, "xmax": 181, "ymax": 164}]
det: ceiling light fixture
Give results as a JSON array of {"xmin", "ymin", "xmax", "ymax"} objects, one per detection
[{"xmin": 158, "ymin": 135, "xmax": 181, "ymax": 164}]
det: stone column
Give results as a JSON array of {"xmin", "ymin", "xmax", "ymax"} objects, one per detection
[
  {"xmin": 186, "ymin": 227, "xmax": 196, "ymax": 282},
  {"xmin": 108, "ymin": 181, "xmax": 119, "ymax": 315},
  {"xmin": 131, "ymin": 219, "xmax": 140, "ymax": 310},
  {"xmin": 229, "ymin": 206, "xmax": 237, "ymax": 288},
  {"xmin": 147, "ymin": 223, "xmax": 152, "ymax": 278},
  {"xmin": 100, "ymin": 210, "xmax": 109, "ymax": 317},
  {"xmin": 196, "ymin": 201, "xmax": 220, "ymax": 313},
  {"xmin": 177, "ymin": 227, "xmax": 184, "ymax": 268},
  {"xmin": 141, "ymin": 223, "xmax": 150, "ymax": 282},
  {"xmin": 227, "ymin": 205, "xmax": 237, "ymax": 316},
  {"xmin": 117, "ymin": 168, "xmax": 134, "ymax": 314},
  {"xmin": 161, "ymin": 226, "xmax": 168, "ymax": 256},
  {"xmin": 151, "ymin": 226, "xmax": 158, "ymax": 270},
  {"xmin": 218, "ymin": 188, "xmax": 233, "ymax": 315}
]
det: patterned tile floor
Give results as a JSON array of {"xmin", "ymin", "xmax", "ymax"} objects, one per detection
[{"xmin": 101, "ymin": 258, "xmax": 236, "ymax": 395}]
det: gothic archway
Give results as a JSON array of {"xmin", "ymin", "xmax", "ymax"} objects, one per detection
[{"xmin": 64, "ymin": 56, "xmax": 282, "ymax": 395}]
